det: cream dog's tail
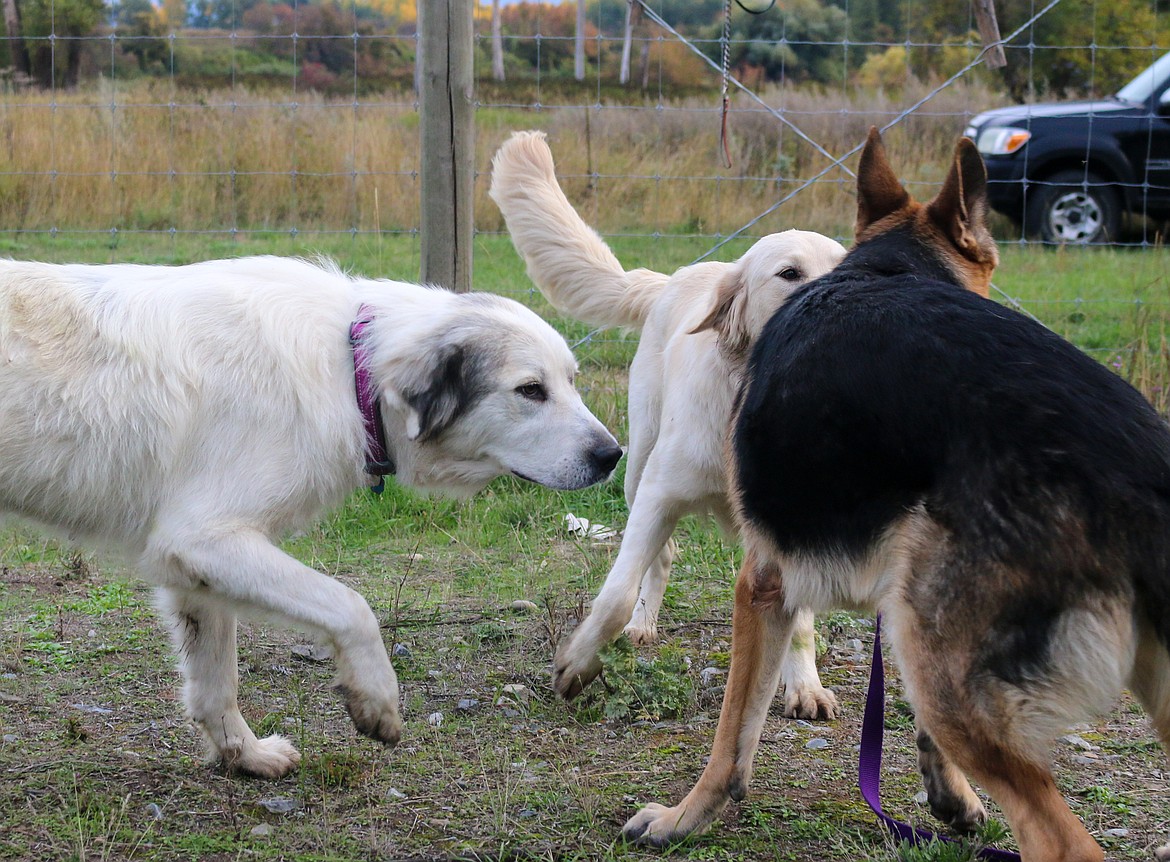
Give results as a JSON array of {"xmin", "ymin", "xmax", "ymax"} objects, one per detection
[{"xmin": 489, "ymin": 130, "xmax": 667, "ymax": 331}]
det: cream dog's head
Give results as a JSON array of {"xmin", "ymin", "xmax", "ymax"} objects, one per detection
[{"xmin": 694, "ymin": 230, "xmax": 846, "ymax": 358}]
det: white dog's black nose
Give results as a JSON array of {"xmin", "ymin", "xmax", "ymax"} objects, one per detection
[{"xmin": 591, "ymin": 440, "xmax": 623, "ymax": 476}]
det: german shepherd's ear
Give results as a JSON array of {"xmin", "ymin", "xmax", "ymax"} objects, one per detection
[
  {"xmin": 690, "ymin": 268, "xmax": 751, "ymax": 357},
  {"xmin": 855, "ymin": 126, "xmax": 911, "ymax": 238},
  {"xmin": 925, "ymin": 137, "xmax": 997, "ymax": 266}
]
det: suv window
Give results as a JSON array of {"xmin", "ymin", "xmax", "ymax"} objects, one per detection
[{"xmin": 1116, "ymin": 51, "xmax": 1170, "ymax": 103}]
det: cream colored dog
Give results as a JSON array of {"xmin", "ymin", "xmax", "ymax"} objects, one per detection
[
  {"xmin": 0, "ymin": 255, "xmax": 621, "ymax": 777},
  {"xmin": 490, "ymin": 130, "xmax": 844, "ymax": 716}
]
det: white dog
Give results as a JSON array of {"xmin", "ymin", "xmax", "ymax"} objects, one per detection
[
  {"xmin": 490, "ymin": 131, "xmax": 844, "ymax": 717},
  {"xmin": 0, "ymin": 255, "xmax": 621, "ymax": 777}
]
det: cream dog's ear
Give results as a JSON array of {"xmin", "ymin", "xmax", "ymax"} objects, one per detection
[{"xmin": 690, "ymin": 267, "xmax": 751, "ymax": 358}]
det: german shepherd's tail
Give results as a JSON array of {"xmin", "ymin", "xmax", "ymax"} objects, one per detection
[{"xmin": 489, "ymin": 130, "xmax": 667, "ymax": 331}]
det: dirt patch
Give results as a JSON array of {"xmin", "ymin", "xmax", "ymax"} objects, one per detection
[{"xmin": 1, "ymin": 550, "xmax": 1167, "ymax": 862}]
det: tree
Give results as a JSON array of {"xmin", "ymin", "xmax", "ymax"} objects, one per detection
[
  {"xmin": 916, "ymin": 0, "xmax": 1170, "ymax": 99},
  {"xmin": 115, "ymin": 0, "xmax": 168, "ymax": 72},
  {"xmin": 20, "ymin": 0, "xmax": 105, "ymax": 87},
  {"xmin": 727, "ymin": 0, "xmax": 849, "ymax": 83},
  {"xmin": 3, "ymin": 0, "xmax": 31, "ymax": 77}
]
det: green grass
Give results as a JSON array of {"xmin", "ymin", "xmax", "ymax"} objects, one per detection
[{"xmin": 0, "ymin": 234, "xmax": 1168, "ymax": 861}]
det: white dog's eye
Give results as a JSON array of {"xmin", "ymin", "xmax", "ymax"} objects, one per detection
[
  {"xmin": 516, "ymin": 382, "xmax": 547, "ymax": 402},
  {"xmin": 777, "ymin": 267, "xmax": 802, "ymax": 281}
]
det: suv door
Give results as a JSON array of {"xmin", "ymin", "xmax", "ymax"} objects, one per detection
[{"xmin": 1146, "ymin": 90, "xmax": 1170, "ymax": 214}]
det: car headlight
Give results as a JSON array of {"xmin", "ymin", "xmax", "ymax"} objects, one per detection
[{"xmin": 976, "ymin": 127, "xmax": 1031, "ymax": 155}]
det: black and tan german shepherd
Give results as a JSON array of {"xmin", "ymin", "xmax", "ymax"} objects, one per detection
[{"xmin": 622, "ymin": 128, "xmax": 1170, "ymax": 862}]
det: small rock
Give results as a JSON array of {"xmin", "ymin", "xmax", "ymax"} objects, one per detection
[
  {"xmin": 845, "ymin": 638, "xmax": 863, "ymax": 652},
  {"xmin": 392, "ymin": 643, "xmax": 412, "ymax": 658},
  {"xmin": 427, "ymin": 669, "xmax": 442, "ymax": 679},
  {"xmin": 70, "ymin": 703, "xmax": 112, "ymax": 715},
  {"xmin": 426, "ymin": 712, "xmax": 444, "ymax": 728},
  {"xmin": 1103, "ymin": 828, "xmax": 1129, "ymax": 838},
  {"xmin": 457, "ymin": 698, "xmax": 479, "ymax": 711},
  {"xmin": 913, "ymin": 791, "xmax": 929, "ymax": 805},
  {"xmin": 805, "ymin": 738, "xmax": 830, "ymax": 750},
  {"xmin": 387, "ymin": 788, "xmax": 407, "ymax": 800},
  {"xmin": 699, "ymin": 667, "xmax": 724, "ymax": 686},
  {"xmin": 500, "ymin": 683, "xmax": 530, "ymax": 702},
  {"xmin": 144, "ymin": 803, "xmax": 164, "ymax": 821},
  {"xmin": 256, "ymin": 797, "xmax": 300, "ymax": 815},
  {"xmin": 2, "ymin": 734, "xmax": 17, "ymax": 744},
  {"xmin": 1060, "ymin": 734, "xmax": 1097, "ymax": 751},
  {"xmin": 250, "ymin": 823, "xmax": 273, "ymax": 837},
  {"xmin": 510, "ymin": 600, "xmax": 539, "ymax": 613},
  {"xmin": 517, "ymin": 808, "xmax": 538, "ymax": 819},
  {"xmin": 87, "ymin": 629, "xmax": 97, "ymax": 638},
  {"xmin": 290, "ymin": 644, "xmax": 332, "ymax": 663}
]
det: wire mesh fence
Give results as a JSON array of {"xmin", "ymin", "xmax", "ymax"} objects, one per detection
[{"xmin": 0, "ymin": 0, "xmax": 1167, "ymax": 382}]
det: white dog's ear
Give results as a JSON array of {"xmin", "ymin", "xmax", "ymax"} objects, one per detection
[
  {"xmin": 690, "ymin": 268, "xmax": 751, "ymax": 357},
  {"xmin": 396, "ymin": 344, "xmax": 483, "ymax": 442}
]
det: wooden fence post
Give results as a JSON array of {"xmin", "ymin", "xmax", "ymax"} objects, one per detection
[{"xmin": 418, "ymin": 0, "xmax": 474, "ymax": 293}]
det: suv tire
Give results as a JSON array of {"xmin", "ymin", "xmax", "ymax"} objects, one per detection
[{"xmin": 1025, "ymin": 169, "xmax": 1122, "ymax": 244}]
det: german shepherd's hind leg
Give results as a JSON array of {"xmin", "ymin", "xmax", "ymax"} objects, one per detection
[
  {"xmin": 1128, "ymin": 620, "xmax": 1170, "ymax": 861},
  {"xmin": 622, "ymin": 550, "xmax": 795, "ymax": 846},
  {"xmin": 914, "ymin": 722, "xmax": 986, "ymax": 833},
  {"xmin": 891, "ymin": 598, "xmax": 1132, "ymax": 862}
]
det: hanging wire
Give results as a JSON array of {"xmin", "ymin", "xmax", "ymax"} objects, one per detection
[{"xmin": 719, "ymin": 0, "xmax": 733, "ymax": 168}]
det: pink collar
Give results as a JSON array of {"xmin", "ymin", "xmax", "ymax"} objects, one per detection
[{"xmin": 349, "ymin": 305, "xmax": 395, "ymax": 493}]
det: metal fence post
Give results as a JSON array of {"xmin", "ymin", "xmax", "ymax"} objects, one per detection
[{"xmin": 418, "ymin": 0, "xmax": 474, "ymax": 293}]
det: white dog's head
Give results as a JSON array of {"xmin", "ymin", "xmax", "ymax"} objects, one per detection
[
  {"xmin": 694, "ymin": 229, "xmax": 846, "ymax": 357},
  {"xmin": 371, "ymin": 293, "xmax": 622, "ymax": 497}
]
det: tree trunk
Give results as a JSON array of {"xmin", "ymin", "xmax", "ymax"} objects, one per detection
[
  {"xmin": 619, "ymin": 0, "xmax": 633, "ymax": 84},
  {"xmin": 2, "ymin": 0, "xmax": 30, "ymax": 78},
  {"xmin": 574, "ymin": 0, "xmax": 585, "ymax": 81},
  {"xmin": 491, "ymin": 0, "xmax": 504, "ymax": 81}
]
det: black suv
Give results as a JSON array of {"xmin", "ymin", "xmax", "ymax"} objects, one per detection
[{"xmin": 963, "ymin": 51, "xmax": 1170, "ymax": 244}]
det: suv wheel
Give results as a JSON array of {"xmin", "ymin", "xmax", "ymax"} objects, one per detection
[{"xmin": 1025, "ymin": 170, "xmax": 1121, "ymax": 244}]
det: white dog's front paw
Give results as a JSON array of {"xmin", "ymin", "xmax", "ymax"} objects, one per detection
[
  {"xmin": 336, "ymin": 685, "xmax": 402, "ymax": 747},
  {"xmin": 552, "ymin": 627, "xmax": 607, "ymax": 700},
  {"xmin": 622, "ymin": 802, "xmax": 711, "ymax": 847},
  {"xmin": 782, "ymin": 681, "xmax": 838, "ymax": 721},
  {"xmin": 219, "ymin": 733, "xmax": 302, "ymax": 778}
]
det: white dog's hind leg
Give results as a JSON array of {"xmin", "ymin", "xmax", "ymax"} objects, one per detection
[
  {"xmin": 779, "ymin": 608, "xmax": 838, "ymax": 720},
  {"xmin": 148, "ymin": 528, "xmax": 401, "ymax": 753},
  {"xmin": 553, "ymin": 494, "xmax": 681, "ymax": 699},
  {"xmin": 159, "ymin": 588, "xmax": 302, "ymax": 777},
  {"xmin": 623, "ymin": 537, "xmax": 676, "ymax": 645}
]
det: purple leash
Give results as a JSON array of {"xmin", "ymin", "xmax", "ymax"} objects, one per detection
[{"xmin": 859, "ymin": 615, "xmax": 1020, "ymax": 860}]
